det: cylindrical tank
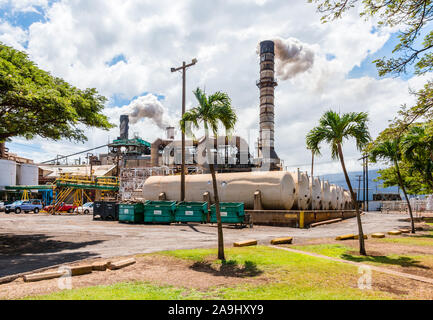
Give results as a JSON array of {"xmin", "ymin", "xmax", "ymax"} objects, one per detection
[
  {"xmin": 143, "ymin": 171, "xmax": 297, "ymax": 210},
  {"xmin": 16, "ymin": 163, "xmax": 38, "ymax": 186},
  {"xmin": 336, "ymin": 186, "xmax": 344, "ymax": 210},
  {"xmin": 0, "ymin": 159, "xmax": 16, "ymax": 188},
  {"xmin": 329, "ymin": 185, "xmax": 338, "ymax": 210},
  {"xmin": 310, "ymin": 177, "xmax": 322, "ymax": 210},
  {"xmin": 321, "ymin": 180, "xmax": 330, "ymax": 210},
  {"xmin": 290, "ymin": 170, "xmax": 310, "ymax": 210},
  {"xmin": 343, "ymin": 190, "xmax": 352, "ymax": 209}
]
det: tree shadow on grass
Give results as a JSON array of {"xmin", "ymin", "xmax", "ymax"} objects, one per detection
[
  {"xmin": 341, "ymin": 253, "xmax": 429, "ymax": 270},
  {"xmin": 190, "ymin": 260, "xmax": 263, "ymax": 278}
]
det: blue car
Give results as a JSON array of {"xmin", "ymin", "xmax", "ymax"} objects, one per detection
[{"xmin": 5, "ymin": 199, "xmax": 43, "ymax": 214}]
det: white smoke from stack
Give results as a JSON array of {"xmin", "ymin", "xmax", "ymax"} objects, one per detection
[
  {"xmin": 127, "ymin": 95, "xmax": 171, "ymax": 129},
  {"xmin": 272, "ymin": 37, "xmax": 315, "ymax": 80}
]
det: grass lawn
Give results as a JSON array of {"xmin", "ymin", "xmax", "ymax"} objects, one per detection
[
  {"xmin": 26, "ymin": 246, "xmax": 418, "ymax": 300},
  {"xmin": 375, "ymin": 231, "xmax": 433, "ymax": 247}
]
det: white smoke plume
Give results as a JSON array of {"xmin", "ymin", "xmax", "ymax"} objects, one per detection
[
  {"xmin": 271, "ymin": 37, "xmax": 315, "ymax": 80},
  {"xmin": 127, "ymin": 94, "xmax": 171, "ymax": 129}
]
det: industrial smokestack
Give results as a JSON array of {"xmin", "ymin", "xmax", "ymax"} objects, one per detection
[
  {"xmin": 166, "ymin": 127, "xmax": 175, "ymax": 140},
  {"xmin": 119, "ymin": 114, "xmax": 129, "ymax": 140},
  {"xmin": 257, "ymin": 40, "xmax": 279, "ymax": 167}
]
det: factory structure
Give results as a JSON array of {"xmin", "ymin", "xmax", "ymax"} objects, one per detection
[{"xmin": 0, "ymin": 40, "xmax": 358, "ymax": 226}]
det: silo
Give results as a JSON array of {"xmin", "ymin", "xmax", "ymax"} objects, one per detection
[
  {"xmin": 310, "ymin": 176, "xmax": 322, "ymax": 210},
  {"xmin": 0, "ymin": 159, "xmax": 16, "ymax": 189},
  {"xmin": 16, "ymin": 163, "xmax": 38, "ymax": 186},
  {"xmin": 329, "ymin": 185, "xmax": 338, "ymax": 210},
  {"xmin": 321, "ymin": 180, "xmax": 331, "ymax": 210},
  {"xmin": 143, "ymin": 171, "xmax": 296, "ymax": 210}
]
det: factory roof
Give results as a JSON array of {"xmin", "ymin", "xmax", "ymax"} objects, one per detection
[{"xmin": 38, "ymin": 164, "xmax": 116, "ymax": 178}]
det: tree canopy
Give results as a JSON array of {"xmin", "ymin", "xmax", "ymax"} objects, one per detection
[
  {"xmin": 309, "ymin": 0, "xmax": 433, "ymax": 135},
  {"xmin": 0, "ymin": 43, "xmax": 113, "ymax": 143}
]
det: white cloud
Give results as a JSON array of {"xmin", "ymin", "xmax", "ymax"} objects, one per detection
[{"xmin": 0, "ymin": 0, "xmax": 425, "ymax": 173}]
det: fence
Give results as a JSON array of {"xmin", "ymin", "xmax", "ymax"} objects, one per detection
[{"xmin": 380, "ymin": 197, "xmax": 433, "ymax": 216}]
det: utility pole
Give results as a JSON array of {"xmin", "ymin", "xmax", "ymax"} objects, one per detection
[
  {"xmin": 356, "ymin": 175, "xmax": 362, "ymax": 203},
  {"xmin": 310, "ymin": 150, "xmax": 314, "ymax": 211},
  {"xmin": 171, "ymin": 58, "xmax": 197, "ymax": 201}
]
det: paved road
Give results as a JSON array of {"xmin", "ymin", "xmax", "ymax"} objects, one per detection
[{"xmin": 0, "ymin": 212, "xmax": 411, "ymax": 277}]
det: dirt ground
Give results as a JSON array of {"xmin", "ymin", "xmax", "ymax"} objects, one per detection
[
  {"xmin": 0, "ymin": 254, "xmax": 271, "ymax": 300},
  {"xmin": 0, "ymin": 211, "xmax": 413, "ymax": 278},
  {"xmin": 1, "ymin": 248, "xmax": 433, "ymax": 300}
]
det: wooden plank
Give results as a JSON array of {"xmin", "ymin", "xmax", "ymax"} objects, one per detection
[
  {"xmin": 23, "ymin": 270, "xmax": 65, "ymax": 282},
  {"xmin": 108, "ymin": 258, "xmax": 136, "ymax": 270},
  {"xmin": 310, "ymin": 218, "xmax": 342, "ymax": 228},
  {"xmin": 69, "ymin": 265, "xmax": 93, "ymax": 276},
  {"xmin": 270, "ymin": 237, "xmax": 293, "ymax": 245},
  {"xmin": 233, "ymin": 240, "xmax": 257, "ymax": 247},
  {"xmin": 92, "ymin": 261, "xmax": 111, "ymax": 271}
]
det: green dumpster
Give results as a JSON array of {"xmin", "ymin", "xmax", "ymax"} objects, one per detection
[
  {"xmin": 175, "ymin": 202, "xmax": 208, "ymax": 223},
  {"xmin": 143, "ymin": 200, "xmax": 176, "ymax": 224},
  {"xmin": 118, "ymin": 202, "xmax": 146, "ymax": 224},
  {"xmin": 210, "ymin": 202, "xmax": 245, "ymax": 224}
]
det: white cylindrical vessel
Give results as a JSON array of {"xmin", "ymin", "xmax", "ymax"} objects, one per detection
[
  {"xmin": 16, "ymin": 163, "xmax": 38, "ymax": 186},
  {"xmin": 143, "ymin": 171, "xmax": 297, "ymax": 210},
  {"xmin": 310, "ymin": 176, "xmax": 322, "ymax": 210},
  {"xmin": 290, "ymin": 170, "xmax": 310, "ymax": 210},
  {"xmin": 329, "ymin": 185, "xmax": 338, "ymax": 210},
  {"xmin": 0, "ymin": 159, "xmax": 16, "ymax": 189},
  {"xmin": 321, "ymin": 180, "xmax": 331, "ymax": 210},
  {"xmin": 343, "ymin": 190, "xmax": 352, "ymax": 209},
  {"xmin": 336, "ymin": 186, "xmax": 344, "ymax": 209}
]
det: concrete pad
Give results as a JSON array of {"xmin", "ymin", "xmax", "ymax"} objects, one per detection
[{"xmin": 399, "ymin": 229, "xmax": 410, "ymax": 233}]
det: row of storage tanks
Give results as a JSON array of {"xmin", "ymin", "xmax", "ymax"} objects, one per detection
[
  {"xmin": 0, "ymin": 159, "xmax": 39, "ymax": 189},
  {"xmin": 142, "ymin": 170, "xmax": 354, "ymax": 211}
]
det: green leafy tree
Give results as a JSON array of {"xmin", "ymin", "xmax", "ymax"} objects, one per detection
[
  {"xmin": 0, "ymin": 43, "xmax": 113, "ymax": 155},
  {"xmin": 369, "ymin": 138, "xmax": 416, "ymax": 233},
  {"xmin": 180, "ymin": 88, "xmax": 237, "ymax": 261},
  {"xmin": 400, "ymin": 123, "xmax": 433, "ymax": 189},
  {"xmin": 307, "ymin": 110, "xmax": 371, "ymax": 255},
  {"xmin": 375, "ymin": 162, "xmax": 429, "ymax": 195},
  {"xmin": 309, "ymin": 0, "xmax": 433, "ymax": 134}
]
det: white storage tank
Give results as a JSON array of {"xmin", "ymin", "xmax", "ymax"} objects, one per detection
[
  {"xmin": 310, "ymin": 177, "xmax": 322, "ymax": 210},
  {"xmin": 290, "ymin": 170, "xmax": 310, "ymax": 210},
  {"xmin": 336, "ymin": 186, "xmax": 344, "ymax": 210},
  {"xmin": 321, "ymin": 180, "xmax": 331, "ymax": 210},
  {"xmin": 329, "ymin": 185, "xmax": 339, "ymax": 210},
  {"xmin": 0, "ymin": 159, "xmax": 16, "ymax": 189},
  {"xmin": 143, "ymin": 171, "xmax": 297, "ymax": 210},
  {"xmin": 16, "ymin": 163, "xmax": 38, "ymax": 186}
]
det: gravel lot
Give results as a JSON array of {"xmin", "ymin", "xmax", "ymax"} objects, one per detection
[{"xmin": 0, "ymin": 212, "xmax": 411, "ymax": 278}]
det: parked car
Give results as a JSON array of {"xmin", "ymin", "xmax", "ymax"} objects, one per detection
[
  {"xmin": 0, "ymin": 201, "xmax": 5, "ymax": 212},
  {"xmin": 75, "ymin": 202, "xmax": 93, "ymax": 214},
  {"xmin": 5, "ymin": 199, "xmax": 43, "ymax": 214},
  {"xmin": 43, "ymin": 202, "xmax": 77, "ymax": 213}
]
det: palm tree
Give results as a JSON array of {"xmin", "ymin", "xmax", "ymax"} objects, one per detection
[
  {"xmin": 180, "ymin": 88, "xmax": 237, "ymax": 261},
  {"xmin": 307, "ymin": 110, "xmax": 371, "ymax": 255},
  {"xmin": 369, "ymin": 139, "xmax": 416, "ymax": 233}
]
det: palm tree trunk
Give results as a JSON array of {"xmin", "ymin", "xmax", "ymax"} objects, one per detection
[
  {"xmin": 204, "ymin": 122, "xmax": 225, "ymax": 261},
  {"xmin": 337, "ymin": 144, "xmax": 366, "ymax": 255},
  {"xmin": 209, "ymin": 163, "xmax": 225, "ymax": 260},
  {"xmin": 394, "ymin": 160, "xmax": 416, "ymax": 234}
]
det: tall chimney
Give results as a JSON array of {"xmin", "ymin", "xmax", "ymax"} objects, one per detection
[
  {"xmin": 166, "ymin": 126, "xmax": 175, "ymax": 140},
  {"xmin": 257, "ymin": 40, "xmax": 279, "ymax": 167},
  {"xmin": 119, "ymin": 115, "xmax": 129, "ymax": 140}
]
